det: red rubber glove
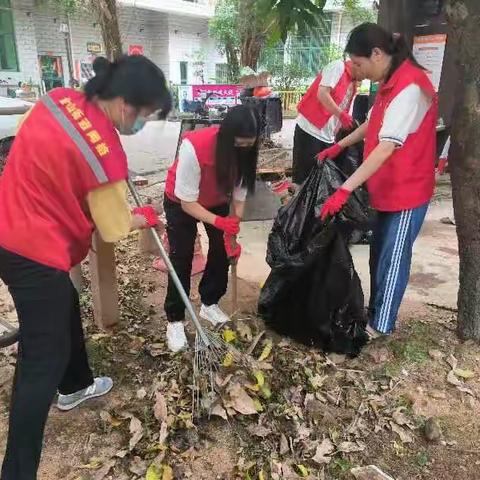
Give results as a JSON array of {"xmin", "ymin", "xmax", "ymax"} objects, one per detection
[
  {"xmin": 339, "ymin": 111, "xmax": 354, "ymax": 129},
  {"xmin": 320, "ymin": 188, "xmax": 351, "ymax": 221},
  {"xmin": 224, "ymin": 234, "xmax": 242, "ymax": 261},
  {"xmin": 214, "ymin": 216, "xmax": 240, "ymax": 235},
  {"xmin": 437, "ymin": 157, "xmax": 448, "ymax": 175},
  {"xmin": 132, "ymin": 205, "xmax": 159, "ymax": 227},
  {"xmin": 317, "ymin": 143, "xmax": 343, "ymax": 163}
]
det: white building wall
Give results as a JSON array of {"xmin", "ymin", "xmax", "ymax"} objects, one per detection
[
  {"xmin": 329, "ymin": 12, "xmax": 357, "ymax": 50},
  {"xmin": 1, "ymin": 0, "xmax": 40, "ymax": 85},
  {"xmin": 5, "ymin": 0, "xmax": 223, "ymax": 87},
  {"xmin": 167, "ymin": 14, "xmax": 224, "ymax": 85}
]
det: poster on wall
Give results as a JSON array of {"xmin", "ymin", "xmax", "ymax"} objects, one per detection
[
  {"xmin": 128, "ymin": 45, "xmax": 144, "ymax": 56},
  {"xmin": 191, "ymin": 84, "xmax": 242, "ymax": 107},
  {"xmin": 178, "ymin": 85, "xmax": 193, "ymax": 112},
  {"xmin": 412, "ymin": 34, "xmax": 447, "ymax": 92}
]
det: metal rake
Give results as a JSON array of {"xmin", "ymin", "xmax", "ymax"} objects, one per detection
[{"xmin": 128, "ymin": 180, "xmax": 248, "ymax": 415}]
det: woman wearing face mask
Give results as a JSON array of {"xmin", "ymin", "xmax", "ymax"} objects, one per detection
[
  {"xmin": 0, "ymin": 55, "xmax": 171, "ymax": 480},
  {"xmin": 163, "ymin": 106, "xmax": 260, "ymax": 352},
  {"xmin": 318, "ymin": 23, "xmax": 437, "ymax": 339}
]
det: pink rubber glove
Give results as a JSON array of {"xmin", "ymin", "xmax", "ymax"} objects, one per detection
[
  {"xmin": 317, "ymin": 143, "xmax": 343, "ymax": 163},
  {"xmin": 132, "ymin": 205, "xmax": 159, "ymax": 227},
  {"xmin": 339, "ymin": 111, "xmax": 354, "ymax": 129},
  {"xmin": 214, "ymin": 216, "xmax": 240, "ymax": 235},
  {"xmin": 437, "ymin": 157, "xmax": 448, "ymax": 175},
  {"xmin": 320, "ymin": 188, "xmax": 351, "ymax": 221},
  {"xmin": 224, "ymin": 234, "xmax": 242, "ymax": 261}
]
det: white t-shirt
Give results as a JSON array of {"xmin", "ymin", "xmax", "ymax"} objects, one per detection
[
  {"xmin": 174, "ymin": 139, "xmax": 248, "ymax": 203},
  {"xmin": 440, "ymin": 136, "xmax": 451, "ymax": 159},
  {"xmin": 296, "ymin": 59, "xmax": 355, "ymax": 144},
  {"xmin": 375, "ymin": 83, "xmax": 432, "ymax": 146}
]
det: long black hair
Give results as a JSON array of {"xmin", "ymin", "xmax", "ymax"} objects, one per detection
[
  {"xmin": 345, "ymin": 23, "xmax": 424, "ymax": 82},
  {"xmin": 84, "ymin": 55, "xmax": 172, "ymax": 119},
  {"xmin": 215, "ymin": 105, "xmax": 261, "ymax": 196}
]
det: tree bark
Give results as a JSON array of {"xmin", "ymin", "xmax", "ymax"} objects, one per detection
[
  {"xmin": 94, "ymin": 0, "xmax": 123, "ymax": 60},
  {"xmin": 225, "ymin": 41, "xmax": 240, "ymax": 82},
  {"xmin": 445, "ymin": 0, "xmax": 480, "ymax": 340}
]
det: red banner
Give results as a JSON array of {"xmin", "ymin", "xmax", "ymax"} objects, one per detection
[{"xmin": 191, "ymin": 84, "xmax": 242, "ymax": 106}]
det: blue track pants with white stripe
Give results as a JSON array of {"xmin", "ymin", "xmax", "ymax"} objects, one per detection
[{"xmin": 368, "ymin": 202, "xmax": 429, "ymax": 334}]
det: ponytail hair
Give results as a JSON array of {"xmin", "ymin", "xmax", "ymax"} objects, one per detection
[
  {"xmin": 345, "ymin": 23, "xmax": 425, "ymax": 82},
  {"xmin": 84, "ymin": 55, "xmax": 172, "ymax": 119}
]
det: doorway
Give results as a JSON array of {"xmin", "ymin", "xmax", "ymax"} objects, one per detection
[{"xmin": 39, "ymin": 55, "xmax": 64, "ymax": 91}]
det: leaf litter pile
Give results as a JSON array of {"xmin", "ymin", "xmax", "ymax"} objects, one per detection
[{"xmin": 1, "ymin": 235, "xmax": 480, "ymax": 480}]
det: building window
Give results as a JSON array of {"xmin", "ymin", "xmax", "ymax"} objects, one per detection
[
  {"xmin": 215, "ymin": 63, "xmax": 229, "ymax": 84},
  {"xmin": 180, "ymin": 61, "xmax": 188, "ymax": 85},
  {"xmin": 0, "ymin": 0, "xmax": 19, "ymax": 71}
]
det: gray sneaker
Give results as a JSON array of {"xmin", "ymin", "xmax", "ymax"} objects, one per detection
[{"xmin": 57, "ymin": 377, "xmax": 113, "ymax": 411}]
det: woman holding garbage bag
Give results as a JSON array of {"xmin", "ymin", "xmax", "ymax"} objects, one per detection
[
  {"xmin": 163, "ymin": 106, "xmax": 260, "ymax": 352},
  {"xmin": 318, "ymin": 23, "xmax": 437, "ymax": 339},
  {"xmin": 0, "ymin": 55, "xmax": 171, "ymax": 480},
  {"xmin": 292, "ymin": 57, "xmax": 364, "ymax": 185}
]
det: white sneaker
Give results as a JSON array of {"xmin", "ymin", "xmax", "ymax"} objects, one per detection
[
  {"xmin": 167, "ymin": 321, "xmax": 188, "ymax": 353},
  {"xmin": 200, "ymin": 304, "xmax": 230, "ymax": 326}
]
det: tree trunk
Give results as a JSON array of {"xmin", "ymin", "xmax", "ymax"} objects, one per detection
[
  {"xmin": 445, "ymin": 0, "xmax": 480, "ymax": 340},
  {"xmin": 94, "ymin": 0, "xmax": 123, "ymax": 60},
  {"xmin": 225, "ymin": 41, "xmax": 240, "ymax": 82}
]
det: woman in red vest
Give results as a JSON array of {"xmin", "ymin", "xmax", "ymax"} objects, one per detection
[
  {"xmin": 292, "ymin": 57, "xmax": 363, "ymax": 185},
  {"xmin": 0, "ymin": 56, "xmax": 171, "ymax": 480},
  {"xmin": 318, "ymin": 23, "xmax": 437, "ymax": 339},
  {"xmin": 164, "ymin": 106, "xmax": 260, "ymax": 352}
]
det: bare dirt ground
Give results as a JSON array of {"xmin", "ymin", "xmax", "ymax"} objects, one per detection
[{"xmin": 1, "ymin": 218, "xmax": 480, "ymax": 479}]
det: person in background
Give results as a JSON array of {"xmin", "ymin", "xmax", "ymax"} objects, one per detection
[
  {"xmin": 438, "ymin": 135, "xmax": 450, "ymax": 175},
  {"xmin": 318, "ymin": 23, "xmax": 437, "ymax": 339},
  {"xmin": 0, "ymin": 55, "xmax": 171, "ymax": 480},
  {"xmin": 163, "ymin": 106, "xmax": 260, "ymax": 352},
  {"xmin": 292, "ymin": 55, "xmax": 364, "ymax": 185}
]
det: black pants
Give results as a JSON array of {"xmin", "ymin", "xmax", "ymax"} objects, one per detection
[
  {"xmin": 292, "ymin": 124, "xmax": 332, "ymax": 185},
  {"xmin": 0, "ymin": 247, "xmax": 93, "ymax": 480},
  {"xmin": 164, "ymin": 197, "xmax": 230, "ymax": 322}
]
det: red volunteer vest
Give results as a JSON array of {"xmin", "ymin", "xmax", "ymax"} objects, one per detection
[
  {"xmin": 165, "ymin": 126, "xmax": 229, "ymax": 208},
  {"xmin": 0, "ymin": 88, "xmax": 128, "ymax": 271},
  {"xmin": 297, "ymin": 61, "xmax": 356, "ymax": 130},
  {"xmin": 364, "ymin": 60, "xmax": 437, "ymax": 212}
]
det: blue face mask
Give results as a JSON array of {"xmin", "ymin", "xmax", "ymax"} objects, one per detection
[{"xmin": 118, "ymin": 106, "xmax": 147, "ymax": 136}]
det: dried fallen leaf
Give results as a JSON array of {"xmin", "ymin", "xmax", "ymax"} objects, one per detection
[
  {"xmin": 454, "ymin": 368, "xmax": 475, "ymax": 380},
  {"xmin": 211, "ymin": 404, "xmax": 228, "ymax": 420},
  {"xmin": 93, "ymin": 459, "xmax": 116, "ymax": 480},
  {"xmin": 296, "ymin": 464, "xmax": 309, "ymax": 477},
  {"xmin": 392, "ymin": 407, "xmax": 414, "ymax": 429},
  {"xmin": 447, "ymin": 370, "xmax": 475, "ymax": 396},
  {"xmin": 154, "ymin": 391, "xmax": 168, "ymax": 422},
  {"xmin": 136, "ymin": 387, "xmax": 147, "ymax": 400},
  {"xmin": 351, "ymin": 465, "xmax": 395, "ymax": 480},
  {"xmin": 279, "ymin": 434, "xmax": 289, "ymax": 455},
  {"xmin": 258, "ymin": 340, "xmax": 273, "ymax": 362},
  {"xmin": 236, "ymin": 321, "xmax": 253, "ymax": 341},
  {"xmin": 312, "ymin": 438, "xmax": 334, "ymax": 465},
  {"xmin": 223, "ymin": 351, "xmax": 234, "ymax": 367},
  {"xmin": 222, "ymin": 329, "xmax": 237, "ymax": 343},
  {"xmin": 100, "ymin": 411, "xmax": 122, "ymax": 427},
  {"xmin": 129, "ymin": 416, "xmax": 144, "ymax": 450},
  {"xmin": 146, "ymin": 464, "xmax": 161, "ymax": 480},
  {"xmin": 162, "ymin": 465, "xmax": 174, "ymax": 480},
  {"xmin": 79, "ymin": 458, "xmax": 102, "ymax": 470},
  {"xmin": 338, "ymin": 441, "xmax": 366, "ymax": 453},
  {"xmin": 159, "ymin": 421, "xmax": 169, "ymax": 445},
  {"xmin": 247, "ymin": 424, "xmax": 272, "ymax": 438},
  {"xmin": 390, "ymin": 421, "xmax": 414, "ymax": 444},
  {"xmin": 228, "ymin": 383, "xmax": 258, "ymax": 415}
]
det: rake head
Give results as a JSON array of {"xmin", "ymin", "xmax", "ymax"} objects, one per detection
[{"xmin": 192, "ymin": 327, "xmax": 251, "ymax": 417}]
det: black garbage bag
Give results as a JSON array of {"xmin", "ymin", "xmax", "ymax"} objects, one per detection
[
  {"xmin": 258, "ymin": 160, "xmax": 370, "ymax": 357},
  {"xmin": 335, "ymin": 127, "xmax": 376, "ymax": 245}
]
